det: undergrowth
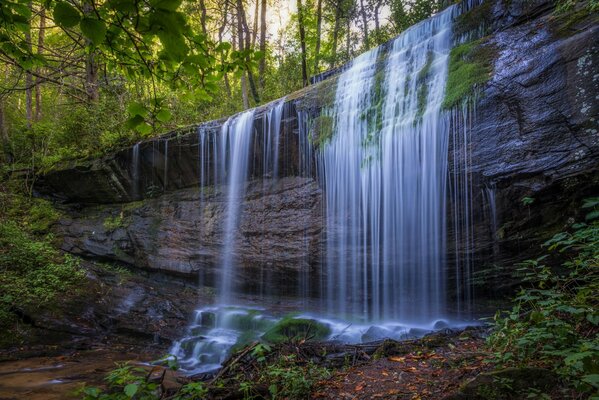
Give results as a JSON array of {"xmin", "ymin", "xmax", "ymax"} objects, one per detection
[
  {"xmin": 488, "ymin": 197, "xmax": 599, "ymax": 397},
  {"xmin": 0, "ymin": 177, "xmax": 85, "ymax": 340}
]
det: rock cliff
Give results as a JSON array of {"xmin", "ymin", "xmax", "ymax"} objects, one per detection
[{"xmin": 35, "ymin": 0, "xmax": 599, "ymax": 305}]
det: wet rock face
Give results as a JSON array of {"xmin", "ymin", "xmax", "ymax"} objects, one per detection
[
  {"xmin": 57, "ymin": 177, "xmax": 323, "ymax": 295},
  {"xmin": 37, "ymin": 0, "xmax": 599, "ymax": 302}
]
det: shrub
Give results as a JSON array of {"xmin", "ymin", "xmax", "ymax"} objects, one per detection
[
  {"xmin": 487, "ymin": 198, "xmax": 599, "ymax": 397},
  {"xmin": 0, "ymin": 221, "xmax": 85, "ymax": 330}
]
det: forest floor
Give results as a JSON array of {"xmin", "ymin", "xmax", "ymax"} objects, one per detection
[
  {"xmin": 313, "ymin": 330, "xmax": 489, "ymax": 400},
  {"xmin": 0, "ymin": 326, "xmax": 568, "ymax": 400}
]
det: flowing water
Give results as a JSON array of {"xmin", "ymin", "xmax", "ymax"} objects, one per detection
[{"xmin": 170, "ymin": 2, "xmax": 482, "ymax": 374}]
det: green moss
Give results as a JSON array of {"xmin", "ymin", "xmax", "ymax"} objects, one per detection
[
  {"xmin": 453, "ymin": 0, "xmax": 494, "ymax": 37},
  {"xmin": 103, "ymin": 213, "xmax": 127, "ymax": 232},
  {"xmin": 416, "ymin": 51, "xmax": 434, "ymax": 120},
  {"xmin": 261, "ymin": 317, "xmax": 331, "ymax": 344},
  {"xmin": 103, "ymin": 201, "xmax": 143, "ymax": 232},
  {"xmin": 551, "ymin": 6, "xmax": 599, "ymax": 37},
  {"xmin": 311, "ymin": 113, "xmax": 335, "ymax": 148},
  {"xmin": 442, "ymin": 39, "xmax": 496, "ymax": 109},
  {"xmin": 25, "ymin": 199, "xmax": 61, "ymax": 234}
]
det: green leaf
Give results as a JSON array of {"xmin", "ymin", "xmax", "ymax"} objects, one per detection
[
  {"xmin": 215, "ymin": 42, "xmax": 232, "ymax": 52},
  {"xmin": 582, "ymin": 374, "xmax": 599, "ymax": 389},
  {"xmin": 80, "ymin": 18, "xmax": 107, "ymax": 45},
  {"xmin": 587, "ymin": 313, "xmax": 599, "ymax": 325},
  {"xmin": 155, "ymin": 109, "xmax": 172, "ymax": 122},
  {"xmin": 83, "ymin": 386, "xmax": 101, "ymax": 397},
  {"xmin": 107, "ymin": 0, "xmax": 137, "ymax": 13},
  {"xmin": 53, "ymin": 2, "xmax": 81, "ymax": 28},
  {"xmin": 124, "ymin": 383, "xmax": 138, "ymax": 397},
  {"xmin": 127, "ymin": 102, "xmax": 147, "ymax": 117},
  {"xmin": 152, "ymin": 0, "xmax": 183, "ymax": 11},
  {"xmin": 125, "ymin": 115, "xmax": 145, "ymax": 129},
  {"xmin": 157, "ymin": 31, "xmax": 188, "ymax": 62},
  {"xmin": 585, "ymin": 210, "xmax": 599, "ymax": 221},
  {"xmin": 136, "ymin": 123, "xmax": 153, "ymax": 135}
]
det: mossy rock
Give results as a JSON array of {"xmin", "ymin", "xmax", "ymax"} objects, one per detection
[
  {"xmin": 446, "ymin": 367, "xmax": 559, "ymax": 399},
  {"xmin": 261, "ymin": 318, "xmax": 331, "ymax": 344},
  {"xmin": 443, "ymin": 39, "xmax": 497, "ymax": 109}
]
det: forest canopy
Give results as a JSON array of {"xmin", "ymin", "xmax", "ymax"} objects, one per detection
[{"xmin": 0, "ymin": 0, "xmax": 442, "ymax": 172}]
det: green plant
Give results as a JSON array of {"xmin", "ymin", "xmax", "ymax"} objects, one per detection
[
  {"xmin": 442, "ymin": 39, "xmax": 496, "ymax": 109},
  {"xmin": 81, "ymin": 363, "xmax": 160, "ymax": 400},
  {"xmin": 487, "ymin": 198, "xmax": 599, "ymax": 397},
  {"xmin": 521, "ymin": 196, "xmax": 535, "ymax": 206},
  {"xmin": 173, "ymin": 382, "xmax": 208, "ymax": 400},
  {"xmin": 104, "ymin": 213, "xmax": 127, "ymax": 232},
  {"xmin": 0, "ymin": 221, "xmax": 85, "ymax": 332},
  {"xmin": 261, "ymin": 354, "xmax": 330, "ymax": 399}
]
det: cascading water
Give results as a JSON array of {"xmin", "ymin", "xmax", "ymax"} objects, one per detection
[
  {"xmin": 219, "ymin": 110, "xmax": 256, "ymax": 304},
  {"xmin": 319, "ymin": 5, "xmax": 457, "ymax": 323},
  {"xmin": 171, "ymin": 2, "xmax": 481, "ymax": 374}
]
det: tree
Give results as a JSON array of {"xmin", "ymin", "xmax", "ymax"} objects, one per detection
[{"xmin": 297, "ymin": 0, "xmax": 309, "ymax": 86}]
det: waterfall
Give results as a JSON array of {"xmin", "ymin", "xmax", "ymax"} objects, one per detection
[
  {"xmin": 219, "ymin": 110, "xmax": 256, "ymax": 304},
  {"xmin": 171, "ymin": 1, "xmax": 482, "ymax": 373},
  {"xmin": 318, "ymin": 5, "xmax": 458, "ymax": 323}
]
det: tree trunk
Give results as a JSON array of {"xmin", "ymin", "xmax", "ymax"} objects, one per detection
[
  {"xmin": 199, "ymin": 0, "xmax": 208, "ymax": 35},
  {"xmin": 259, "ymin": 0, "xmax": 267, "ymax": 87},
  {"xmin": 346, "ymin": 12, "xmax": 351, "ymax": 61},
  {"xmin": 35, "ymin": 7, "xmax": 45, "ymax": 121},
  {"xmin": 313, "ymin": 0, "xmax": 322, "ymax": 74},
  {"xmin": 238, "ymin": 0, "xmax": 260, "ymax": 104},
  {"xmin": 25, "ymin": 4, "xmax": 33, "ymax": 129},
  {"xmin": 297, "ymin": 0, "xmax": 308, "ymax": 86},
  {"xmin": 0, "ymin": 96, "xmax": 11, "ymax": 164},
  {"xmin": 331, "ymin": 2, "xmax": 342, "ymax": 68},
  {"xmin": 252, "ymin": 0, "xmax": 259, "ymax": 46},
  {"xmin": 218, "ymin": 0, "xmax": 232, "ymax": 96},
  {"xmin": 360, "ymin": 0, "xmax": 369, "ymax": 49},
  {"xmin": 236, "ymin": 7, "xmax": 249, "ymax": 108},
  {"xmin": 83, "ymin": 2, "xmax": 99, "ymax": 102}
]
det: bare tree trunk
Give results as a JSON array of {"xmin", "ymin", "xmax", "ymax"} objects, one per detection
[
  {"xmin": 218, "ymin": 0, "xmax": 232, "ymax": 96},
  {"xmin": 360, "ymin": 0, "xmax": 369, "ymax": 48},
  {"xmin": 252, "ymin": 0, "xmax": 259, "ymax": 46},
  {"xmin": 297, "ymin": 0, "xmax": 308, "ymax": 86},
  {"xmin": 25, "ymin": 4, "xmax": 33, "ymax": 129},
  {"xmin": 199, "ymin": 0, "xmax": 208, "ymax": 35},
  {"xmin": 238, "ymin": 0, "xmax": 260, "ymax": 103},
  {"xmin": 0, "ymin": 96, "xmax": 11, "ymax": 164},
  {"xmin": 346, "ymin": 15, "xmax": 351, "ymax": 60},
  {"xmin": 83, "ymin": 2, "xmax": 99, "ymax": 102},
  {"xmin": 313, "ymin": 0, "xmax": 323, "ymax": 74},
  {"xmin": 331, "ymin": 2, "xmax": 342, "ymax": 68},
  {"xmin": 35, "ymin": 7, "xmax": 45, "ymax": 121},
  {"xmin": 374, "ymin": 0, "xmax": 382, "ymax": 33},
  {"xmin": 258, "ymin": 0, "xmax": 267, "ymax": 87},
  {"xmin": 236, "ymin": 7, "xmax": 249, "ymax": 108}
]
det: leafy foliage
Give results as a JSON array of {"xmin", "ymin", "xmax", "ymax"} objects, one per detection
[
  {"xmin": 81, "ymin": 362, "xmax": 208, "ymax": 400},
  {"xmin": 488, "ymin": 198, "xmax": 599, "ymax": 397},
  {"xmin": 0, "ymin": 221, "xmax": 85, "ymax": 330},
  {"xmin": 262, "ymin": 354, "xmax": 330, "ymax": 400}
]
